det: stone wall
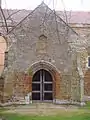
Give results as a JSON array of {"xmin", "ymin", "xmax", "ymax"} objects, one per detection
[
  {"xmin": 84, "ymin": 70, "xmax": 90, "ymax": 96},
  {"xmin": 0, "ymin": 77, "xmax": 4, "ymax": 103},
  {"xmin": 69, "ymin": 23, "xmax": 90, "ymax": 36},
  {"xmin": 2, "ymin": 3, "xmax": 82, "ymax": 103}
]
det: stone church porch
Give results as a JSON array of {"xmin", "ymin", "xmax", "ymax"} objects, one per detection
[{"xmin": 0, "ymin": 60, "xmax": 85, "ymax": 106}]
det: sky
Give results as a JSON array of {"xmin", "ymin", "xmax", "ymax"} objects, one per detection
[{"xmin": 1, "ymin": 0, "xmax": 90, "ymax": 11}]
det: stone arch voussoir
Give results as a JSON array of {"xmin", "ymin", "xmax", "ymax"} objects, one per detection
[{"xmin": 28, "ymin": 61, "xmax": 62, "ymax": 101}]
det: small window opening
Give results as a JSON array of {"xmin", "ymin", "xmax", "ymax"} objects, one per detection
[
  {"xmin": 88, "ymin": 56, "xmax": 90, "ymax": 68},
  {"xmin": 4, "ymin": 51, "xmax": 8, "ymax": 67}
]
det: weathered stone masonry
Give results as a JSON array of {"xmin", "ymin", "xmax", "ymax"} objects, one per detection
[{"xmin": 0, "ymin": 2, "xmax": 87, "ymax": 104}]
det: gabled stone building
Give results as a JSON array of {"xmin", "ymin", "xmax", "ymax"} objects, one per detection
[{"xmin": 0, "ymin": 2, "xmax": 89, "ymax": 105}]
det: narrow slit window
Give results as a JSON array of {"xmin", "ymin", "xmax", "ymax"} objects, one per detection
[
  {"xmin": 4, "ymin": 51, "xmax": 8, "ymax": 67},
  {"xmin": 88, "ymin": 56, "xmax": 90, "ymax": 67}
]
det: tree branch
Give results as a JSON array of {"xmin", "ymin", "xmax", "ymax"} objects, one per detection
[{"xmin": 0, "ymin": 6, "xmax": 8, "ymax": 33}]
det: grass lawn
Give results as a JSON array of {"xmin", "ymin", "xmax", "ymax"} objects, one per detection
[
  {"xmin": 0, "ymin": 112, "xmax": 90, "ymax": 120},
  {"xmin": 0, "ymin": 102, "xmax": 90, "ymax": 120}
]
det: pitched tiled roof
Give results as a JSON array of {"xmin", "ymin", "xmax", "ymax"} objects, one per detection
[
  {"xmin": 0, "ymin": 9, "xmax": 90, "ymax": 24},
  {"xmin": 0, "ymin": 9, "xmax": 31, "ymax": 23},
  {"xmin": 57, "ymin": 11, "xmax": 90, "ymax": 24}
]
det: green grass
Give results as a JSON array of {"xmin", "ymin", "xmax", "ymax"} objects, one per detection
[
  {"xmin": 80, "ymin": 101, "xmax": 90, "ymax": 109},
  {"xmin": 0, "ymin": 112, "xmax": 90, "ymax": 120},
  {"xmin": 85, "ymin": 101, "xmax": 90, "ymax": 109},
  {"xmin": 0, "ymin": 102, "xmax": 90, "ymax": 120},
  {"xmin": 0, "ymin": 107, "xmax": 7, "ymax": 112}
]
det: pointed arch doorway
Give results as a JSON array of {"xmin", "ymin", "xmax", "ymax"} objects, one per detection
[{"xmin": 32, "ymin": 69, "xmax": 53, "ymax": 101}]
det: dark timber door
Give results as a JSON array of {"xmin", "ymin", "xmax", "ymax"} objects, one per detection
[{"xmin": 32, "ymin": 69, "xmax": 53, "ymax": 101}]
